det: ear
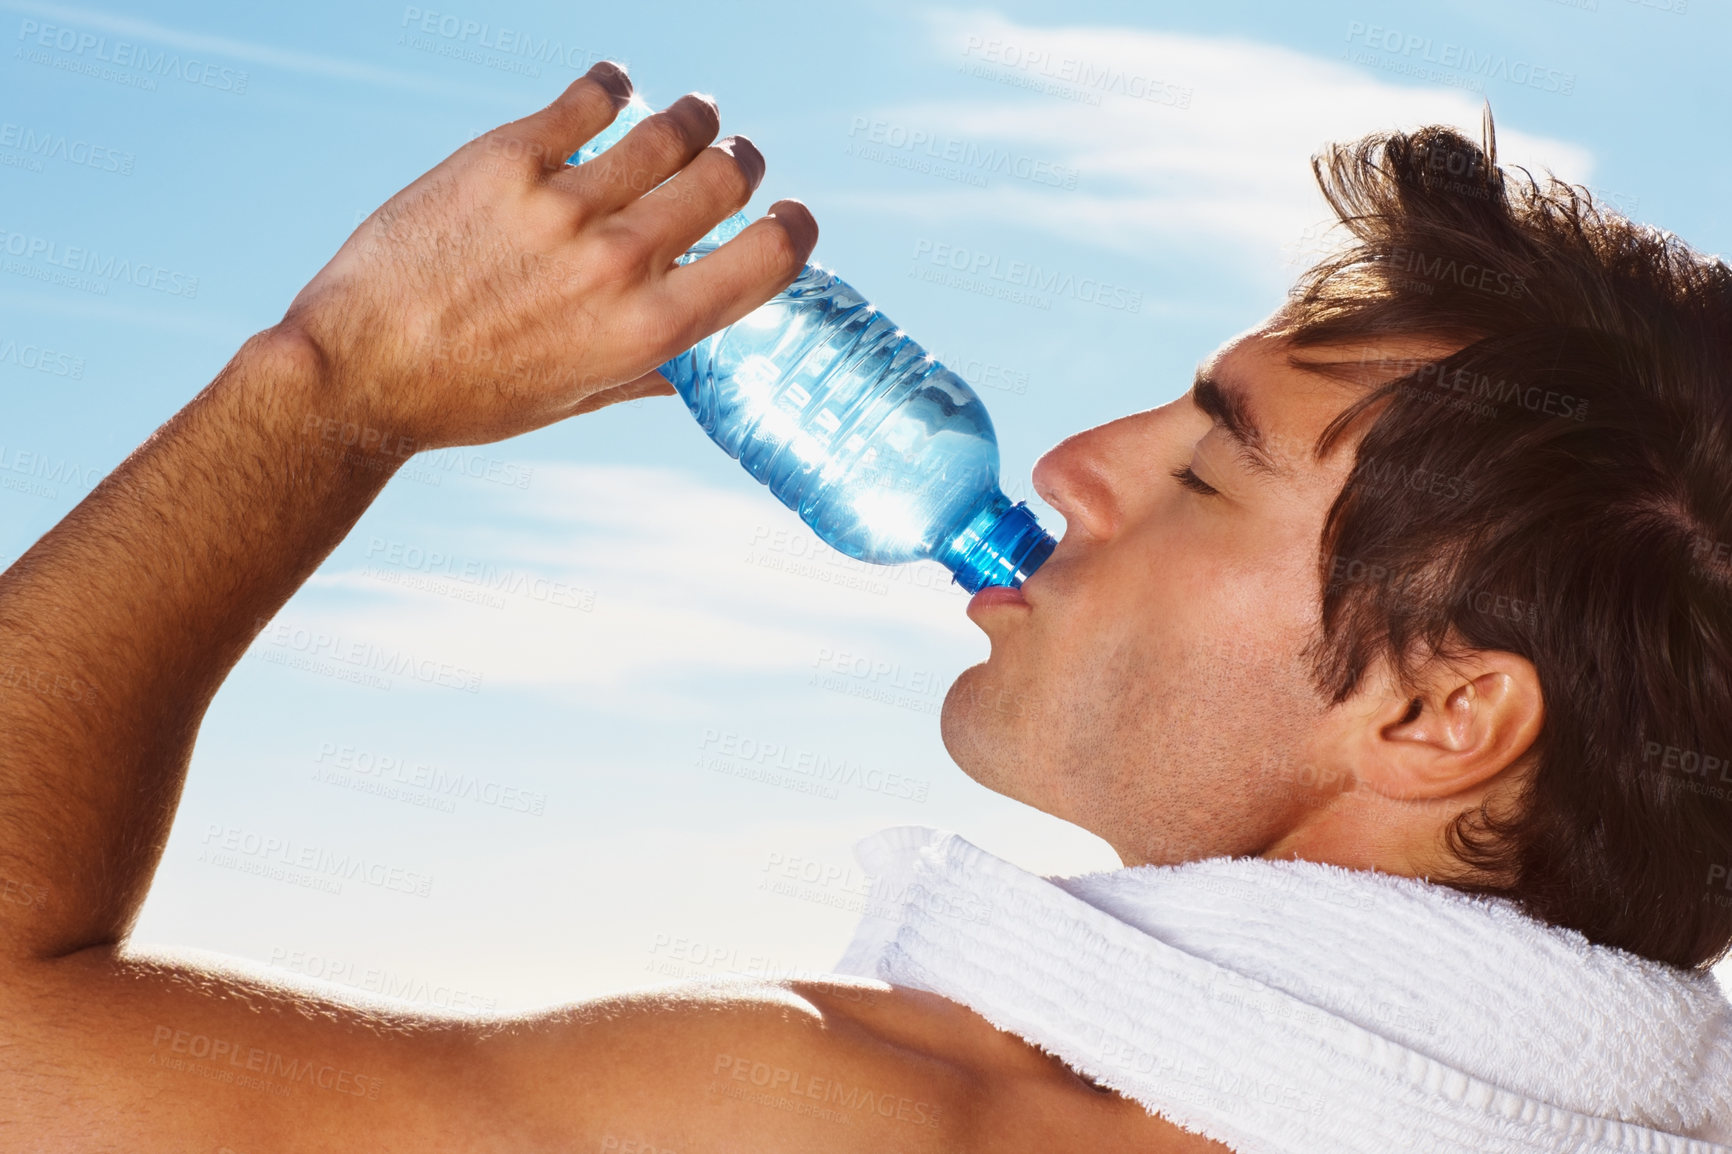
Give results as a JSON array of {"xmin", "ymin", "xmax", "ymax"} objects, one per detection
[{"xmin": 1355, "ymin": 650, "xmax": 1545, "ymax": 803}]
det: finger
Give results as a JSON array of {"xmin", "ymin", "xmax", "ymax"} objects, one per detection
[
  {"xmin": 656, "ymin": 199, "xmax": 819, "ymax": 350},
  {"xmin": 617, "ymin": 135, "xmax": 765, "ymax": 268},
  {"xmin": 566, "ymin": 371, "xmax": 676, "ymax": 419},
  {"xmin": 495, "ymin": 62, "xmax": 633, "ymax": 175},
  {"xmin": 555, "ymin": 93, "xmax": 721, "ymax": 217}
]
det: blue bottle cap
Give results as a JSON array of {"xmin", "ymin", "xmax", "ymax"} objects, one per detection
[{"xmin": 947, "ymin": 494, "xmax": 1056, "ymax": 593}]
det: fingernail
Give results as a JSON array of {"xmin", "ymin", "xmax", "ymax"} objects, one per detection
[
  {"xmin": 767, "ymin": 198, "xmax": 818, "ymax": 256},
  {"xmin": 678, "ymin": 91, "xmax": 719, "ymax": 118},
  {"xmin": 587, "ymin": 60, "xmax": 632, "ymax": 106},
  {"xmin": 717, "ymin": 135, "xmax": 765, "ymax": 188}
]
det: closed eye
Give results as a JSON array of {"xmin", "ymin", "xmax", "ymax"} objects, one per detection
[{"xmin": 1170, "ymin": 463, "xmax": 1219, "ymax": 496}]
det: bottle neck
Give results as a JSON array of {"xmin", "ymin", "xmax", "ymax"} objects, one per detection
[{"xmin": 944, "ymin": 492, "xmax": 1056, "ymax": 593}]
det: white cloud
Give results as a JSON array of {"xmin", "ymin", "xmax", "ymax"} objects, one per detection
[
  {"xmin": 843, "ymin": 10, "xmax": 1595, "ymax": 273},
  {"xmin": 292, "ymin": 462, "xmax": 986, "ymax": 715}
]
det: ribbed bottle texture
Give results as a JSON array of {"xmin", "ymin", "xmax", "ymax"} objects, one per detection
[{"xmin": 572, "ymin": 98, "xmax": 1055, "ymax": 593}]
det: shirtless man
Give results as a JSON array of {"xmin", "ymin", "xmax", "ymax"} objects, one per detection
[{"xmin": 2, "ymin": 63, "xmax": 1727, "ymax": 1151}]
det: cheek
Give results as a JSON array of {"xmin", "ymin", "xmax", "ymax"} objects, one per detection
[
  {"xmin": 1025, "ymin": 512, "xmax": 1322, "ymax": 721},
  {"xmin": 1118, "ymin": 537, "xmax": 1322, "ymax": 736},
  {"xmin": 1187, "ymin": 513, "xmax": 1325, "ymax": 645}
]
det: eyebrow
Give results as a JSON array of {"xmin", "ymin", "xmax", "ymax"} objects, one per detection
[{"xmin": 1190, "ymin": 371, "xmax": 1280, "ymax": 477}]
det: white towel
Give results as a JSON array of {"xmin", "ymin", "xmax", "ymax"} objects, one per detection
[{"xmin": 835, "ymin": 826, "xmax": 1732, "ymax": 1154}]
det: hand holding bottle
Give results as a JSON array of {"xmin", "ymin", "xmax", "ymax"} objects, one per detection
[
  {"xmin": 576, "ymin": 98, "xmax": 1056, "ymax": 592},
  {"xmin": 274, "ymin": 62, "xmax": 818, "ymax": 453}
]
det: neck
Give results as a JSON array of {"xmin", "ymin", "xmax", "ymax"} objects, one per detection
[{"xmin": 1254, "ymin": 785, "xmax": 1497, "ymax": 881}]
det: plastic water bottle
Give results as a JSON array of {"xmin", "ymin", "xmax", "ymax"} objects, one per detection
[{"xmin": 572, "ymin": 98, "xmax": 1055, "ymax": 593}]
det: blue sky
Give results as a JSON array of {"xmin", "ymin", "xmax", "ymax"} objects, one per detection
[{"xmin": 2, "ymin": 0, "xmax": 1726, "ymax": 1006}]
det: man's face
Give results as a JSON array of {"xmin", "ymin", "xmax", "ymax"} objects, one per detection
[{"xmin": 941, "ymin": 328, "xmax": 1373, "ymax": 866}]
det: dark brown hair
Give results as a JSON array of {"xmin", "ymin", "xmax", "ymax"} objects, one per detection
[{"xmin": 1276, "ymin": 112, "xmax": 1732, "ymax": 969}]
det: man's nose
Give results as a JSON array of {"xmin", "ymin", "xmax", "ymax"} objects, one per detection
[{"xmin": 1031, "ymin": 422, "xmax": 1125, "ymax": 542}]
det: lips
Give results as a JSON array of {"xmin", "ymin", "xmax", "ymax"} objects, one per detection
[{"xmin": 968, "ymin": 584, "xmax": 1029, "ymax": 612}]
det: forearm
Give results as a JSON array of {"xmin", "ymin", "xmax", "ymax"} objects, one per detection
[
  {"xmin": 0, "ymin": 60, "xmax": 812, "ymax": 971},
  {"xmin": 0, "ymin": 327, "xmax": 400, "ymax": 959}
]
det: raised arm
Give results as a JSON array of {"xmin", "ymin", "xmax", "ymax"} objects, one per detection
[
  {"xmin": 0, "ymin": 63, "xmax": 814, "ymax": 965},
  {"xmin": 0, "ymin": 67, "xmax": 1224, "ymax": 1154}
]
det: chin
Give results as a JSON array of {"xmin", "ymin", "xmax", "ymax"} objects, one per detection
[
  {"xmin": 940, "ymin": 665, "xmax": 1047, "ymax": 807},
  {"xmin": 940, "ymin": 667, "xmax": 1008, "ymax": 786}
]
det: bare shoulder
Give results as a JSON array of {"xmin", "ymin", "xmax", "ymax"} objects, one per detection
[
  {"xmin": 793, "ymin": 978, "xmax": 1236, "ymax": 1153},
  {"xmin": 0, "ymin": 950, "xmax": 1229, "ymax": 1152}
]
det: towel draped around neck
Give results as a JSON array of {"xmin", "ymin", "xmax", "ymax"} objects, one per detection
[{"xmin": 835, "ymin": 826, "xmax": 1732, "ymax": 1154}]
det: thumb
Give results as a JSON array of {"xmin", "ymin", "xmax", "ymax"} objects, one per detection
[{"xmin": 566, "ymin": 370, "xmax": 677, "ymax": 418}]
